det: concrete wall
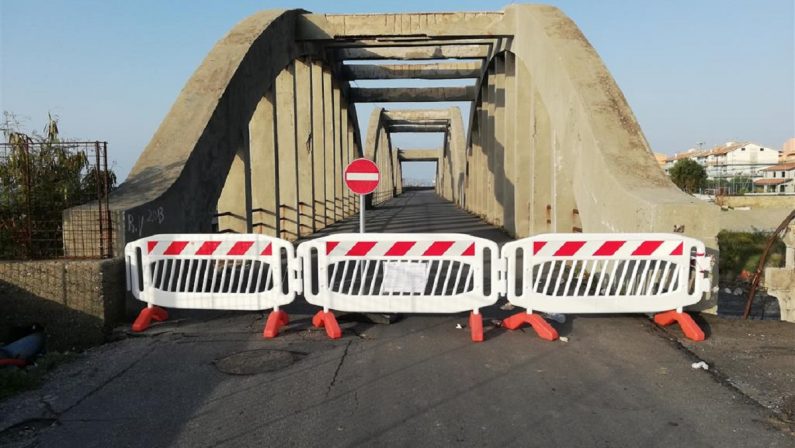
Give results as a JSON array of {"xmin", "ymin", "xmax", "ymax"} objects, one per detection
[
  {"xmin": 722, "ymin": 195, "xmax": 795, "ymax": 209},
  {"xmin": 0, "ymin": 258, "xmax": 126, "ymax": 350}
]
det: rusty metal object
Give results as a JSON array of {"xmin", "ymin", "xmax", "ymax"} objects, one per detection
[{"xmin": 743, "ymin": 209, "xmax": 795, "ymax": 319}]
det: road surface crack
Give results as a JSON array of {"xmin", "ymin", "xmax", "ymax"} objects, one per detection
[
  {"xmin": 61, "ymin": 343, "xmax": 157, "ymax": 415},
  {"xmin": 326, "ymin": 340, "xmax": 352, "ymax": 397}
]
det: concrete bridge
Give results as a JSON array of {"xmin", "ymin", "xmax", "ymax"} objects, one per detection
[{"xmin": 69, "ymin": 5, "xmax": 719, "ymax": 309}]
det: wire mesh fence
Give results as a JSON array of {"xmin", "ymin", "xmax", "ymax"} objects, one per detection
[{"xmin": 0, "ymin": 140, "xmax": 113, "ymax": 260}]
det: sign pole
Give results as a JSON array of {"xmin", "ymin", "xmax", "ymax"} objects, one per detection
[
  {"xmin": 344, "ymin": 158, "xmax": 380, "ymax": 234},
  {"xmin": 359, "ymin": 194, "xmax": 365, "ymax": 233}
]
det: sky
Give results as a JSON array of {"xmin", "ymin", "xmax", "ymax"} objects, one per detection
[{"xmin": 1, "ymin": 0, "xmax": 793, "ymax": 182}]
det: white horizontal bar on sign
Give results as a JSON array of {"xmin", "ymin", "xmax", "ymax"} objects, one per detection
[{"xmin": 346, "ymin": 173, "xmax": 379, "ymax": 181}]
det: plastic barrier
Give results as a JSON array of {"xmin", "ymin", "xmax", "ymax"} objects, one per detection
[
  {"xmin": 297, "ymin": 233, "xmax": 502, "ymax": 341},
  {"xmin": 125, "ymin": 234, "xmax": 299, "ymax": 337},
  {"xmin": 501, "ymin": 233, "xmax": 712, "ymax": 341}
]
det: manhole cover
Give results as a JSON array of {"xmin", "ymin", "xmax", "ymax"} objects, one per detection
[{"xmin": 214, "ymin": 349, "xmax": 297, "ymax": 375}]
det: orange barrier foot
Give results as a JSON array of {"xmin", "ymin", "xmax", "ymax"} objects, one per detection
[
  {"xmin": 263, "ymin": 310, "xmax": 289, "ymax": 338},
  {"xmin": 132, "ymin": 306, "xmax": 169, "ymax": 332},
  {"xmin": 312, "ymin": 311, "xmax": 342, "ymax": 339},
  {"xmin": 469, "ymin": 312, "xmax": 484, "ymax": 342},
  {"xmin": 653, "ymin": 310, "xmax": 705, "ymax": 342},
  {"xmin": 502, "ymin": 312, "xmax": 559, "ymax": 341}
]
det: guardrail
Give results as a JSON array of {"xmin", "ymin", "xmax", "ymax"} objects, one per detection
[
  {"xmin": 501, "ymin": 233, "xmax": 711, "ymax": 341},
  {"xmin": 125, "ymin": 233, "xmax": 299, "ymax": 337},
  {"xmin": 297, "ymin": 233, "xmax": 500, "ymax": 341},
  {"xmin": 125, "ymin": 232, "xmax": 712, "ymax": 342}
]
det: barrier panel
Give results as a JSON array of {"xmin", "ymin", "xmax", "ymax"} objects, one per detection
[
  {"xmin": 125, "ymin": 234, "xmax": 299, "ymax": 337},
  {"xmin": 297, "ymin": 233, "xmax": 501, "ymax": 341},
  {"xmin": 501, "ymin": 233, "xmax": 712, "ymax": 341}
]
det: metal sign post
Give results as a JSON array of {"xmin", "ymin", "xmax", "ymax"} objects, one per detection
[
  {"xmin": 360, "ymin": 195, "xmax": 366, "ymax": 233},
  {"xmin": 344, "ymin": 158, "xmax": 380, "ymax": 234}
]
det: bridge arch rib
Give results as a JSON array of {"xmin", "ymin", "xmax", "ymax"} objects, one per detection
[{"xmin": 100, "ymin": 9, "xmax": 362, "ymax": 246}]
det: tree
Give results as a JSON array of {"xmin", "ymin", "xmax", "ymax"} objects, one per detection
[
  {"xmin": 669, "ymin": 159, "xmax": 707, "ymax": 194},
  {"xmin": 1, "ymin": 113, "xmax": 116, "ymax": 258}
]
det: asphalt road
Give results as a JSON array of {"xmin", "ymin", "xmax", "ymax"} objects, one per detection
[{"xmin": 1, "ymin": 190, "xmax": 791, "ymax": 447}]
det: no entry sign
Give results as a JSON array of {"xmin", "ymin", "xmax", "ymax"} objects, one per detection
[{"xmin": 344, "ymin": 158, "xmax": 380, "ymax": 195}]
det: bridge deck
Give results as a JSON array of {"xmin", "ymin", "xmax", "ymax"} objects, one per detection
[
  {"xmin": 310, "ymin": 188, "xmax": 512, "ymax": 243},
  {"xmin": 5, "ymin": 193, "xmax": 789, "ymax": 447}
]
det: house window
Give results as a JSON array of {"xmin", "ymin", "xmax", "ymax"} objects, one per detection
[
  {"xmin": 741, "ymin": 147, "xmax": 746, "ymax": 151},
  {"xmin": 760, "ymin": 148, "xmax": 765, "ymax": 151}
]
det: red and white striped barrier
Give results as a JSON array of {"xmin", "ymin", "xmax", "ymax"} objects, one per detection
[
  {"xmin": 125, "ymin": 234, "xmax": 299, "ymax": 337},
  {"xmin": 297, "ymin": 233, "xmax": 501, "ymax": 341},
  {"xmin": 501, "ymin": 233, "xmax": 712, "ymax": 341}
]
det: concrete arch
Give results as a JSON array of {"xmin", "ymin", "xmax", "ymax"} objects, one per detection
[{"xmin": 100, "ymin": 9, "xmax": 361, "ymax": 246}]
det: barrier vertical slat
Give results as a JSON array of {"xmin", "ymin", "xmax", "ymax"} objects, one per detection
[{"xmin": 441, "ymin": 261, "xmax": 454, "ymax": 294}]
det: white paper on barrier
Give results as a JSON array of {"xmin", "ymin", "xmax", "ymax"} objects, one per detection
[{"xmin": 381, "ymin": 261, "xmax": 429, "ymax": 294}]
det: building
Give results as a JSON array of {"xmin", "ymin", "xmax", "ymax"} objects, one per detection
[
  {"xmin": 664, "ymin": 141, "xmax": 780, "ymax": 179},
  {"xmin": 753, "ymin": 162, "xmax": 795, "ymax": 193},
  {"xmin": 781, "ymin": 138, "xmax": 795, "ymax": 163},
  {"xmin": 653, "ymin": 153, "xmax": 667, "ymax": 169}
]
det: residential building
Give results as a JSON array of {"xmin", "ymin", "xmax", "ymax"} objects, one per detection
[
  {"xmin": 664, "ymin": 141, "xmax": 780, "ymax": 179},
  {"xmin": 654, "ymin": 153, "xmax": 667, "ymax": 169},
  {"xmin": 781, "ymin": 138, "xmax": 795, "ymax": 163},
  {"xmin": 753, "ymin": 162, "xmax": 795, "ymax": 193}
]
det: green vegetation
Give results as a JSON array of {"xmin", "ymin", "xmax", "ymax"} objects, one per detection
[
  {"xmin": 0, "ymin": 112, "xmax": 116, "ymax": 258},
  {"xmin": 669, "ymin": 158, "xmax": 707, "ymax": 194},
  {"xmin": 717, "ymin": 230, "xmax": 785, "ymax": 282}
]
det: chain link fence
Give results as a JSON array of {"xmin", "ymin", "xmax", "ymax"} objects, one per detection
[{"xmin": 0, "ymin": 140, "xmax": 113, "ymax": 259}]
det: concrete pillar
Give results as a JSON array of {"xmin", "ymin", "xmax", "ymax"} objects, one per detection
[
  {"xmin": 341, "ymin": 107, "xmax": 351, "ymax": 216},
  {"xmin": 511, "ymin": 53, "xmax": 531, "ymax": 237},
  {"xmin": 216, "ymin": 138, "xmax": 251, "ymax": 233},
  {"xmin": 295, "ymin": 59, "xmax": 314, "ymax": 237},
  {"xmin": 323, "ymin": 68, "xmax": 336, "ymax": 225},
  {"xmin": 449, "ymin": 107, "xmax": 466, "ymax": 206},
  {"xmin": 249, "ymin": 89, "xmax": 279, "ymax": 237},
  {"xmin": 473, "ymin": 108, "xmax": 485, "ymax": 217},
  {"xmin": 276, "ymin": 63, "xmax": 299, "ymax": 240},
  {"xmin": 333, "ymin": 83, "xmax": 344, "ymax": 220},
  {"xmin": 493, "ymin": 54, "xmax": 507, "ymax": 229},
  {"xmin": 482, "ymin": 73, "xmax": 493, "ymax": 221},
  {"xmin": 311, "ymin": 61, "xmax": 326, "ymax": 231},
  {"xmin": 486, "ymin": 63, "xmax": 498, "ymax": 226},
  {"xmin": 501, "ymin": 53, "xmax": 517, "ymax": 235},
  {"xmin": 349, "ymin": 125, "xmax": 359, "ymax": 213},
  {"xmin": 530, "ymin": 81, "xmax": 553, "ymax": 235}
]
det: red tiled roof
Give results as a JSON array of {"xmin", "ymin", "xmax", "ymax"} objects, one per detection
[
  {"xmin": 706, "ymin": 142, "xmax": 748, "ymax": 156},
  {"xmin": 753, "ymin": 178, "xmax": 792, "ymax": 185},
  {"xmin": 761, "ymin": 162, "xmax": 795, "ymax": 172}
]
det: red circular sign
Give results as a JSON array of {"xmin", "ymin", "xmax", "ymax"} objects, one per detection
[{"xmin": 344, "ymin": 158, "xmax": 380, "ymax": 195}]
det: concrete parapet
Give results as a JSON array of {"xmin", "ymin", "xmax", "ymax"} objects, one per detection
[
  {"xmin": 765, "ymin": 223, "xmax": 795, "ymax": 322},
  {"xmin": 0, "ymin": 258, "xmax": 126, "ymax": 350}
]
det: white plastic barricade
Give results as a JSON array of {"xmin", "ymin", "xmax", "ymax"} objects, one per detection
[
  {"xmin": 125, "ymin": 234, "xmax": 299, "ymax": 337},
  {"xmin": 501, "ymin": 233, "xmax": 712, "ymax": 341},
  {"xmin": 297, "ymin": 233, "xmax": 501, "ymax": 341}
]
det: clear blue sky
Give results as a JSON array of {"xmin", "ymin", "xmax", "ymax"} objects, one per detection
[{"xmin": 2, "ymin": 0, "xmax": 793, "ymax": 182}]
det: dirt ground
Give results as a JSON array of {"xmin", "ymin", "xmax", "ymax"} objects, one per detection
[{"xmin": 661, "ymin": 313, "xmax": 795, "ymax": 428}]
